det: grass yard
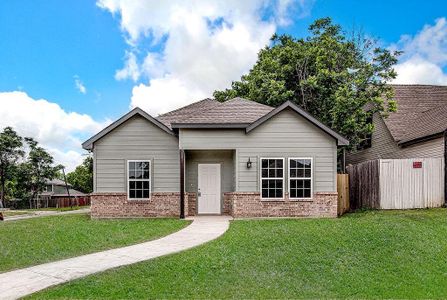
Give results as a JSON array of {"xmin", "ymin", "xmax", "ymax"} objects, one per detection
[
  {"xmin": 30, "ymin": 209, "xmax": 447, "ymax": 299},
  {"xmin": 0, "ymin": 214, "xmax": 189, "ymax": 273}
]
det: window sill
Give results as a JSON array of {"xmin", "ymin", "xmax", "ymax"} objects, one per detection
[
  {"xmin": 289, "ymin": 198, "xmax": 313, "ymax": 202},
  {"xmin": 260, "ymin": 199, "xmax": 285, "ymax": 202},
  {"xmin": 127, "ymin": 198, "xmax": 151, "ymax": 203}
]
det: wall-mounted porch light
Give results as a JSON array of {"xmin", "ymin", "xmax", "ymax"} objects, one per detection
[{"xmin": 246, "ymin": 157, "xmax": 252, "ymax": 169}]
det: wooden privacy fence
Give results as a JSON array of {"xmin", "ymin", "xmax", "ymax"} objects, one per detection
[
  {"xmin": 337, "ymin": 174, "xmax": 350, "ymax": 215},
  {"xmin": 34, "ymin": 196, "xmax": 90, "ymax": 209},
  {"xmin": 347, "ymin": 160, "xmax": 380, "ymax": 209},
  {"xmin": 347, "ymin": 158, "xmax": 444, "ymax": 209}
]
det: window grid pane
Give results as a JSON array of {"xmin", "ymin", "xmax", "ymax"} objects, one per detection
[
  {"xmin": 261, "ymin": 159, "xmax": 283, "ymax": 199},
  {"xmin": 289, "ymin": 158, "xmax": 312, "ymax": 199},
  {"xmin": 128, "ymin": 161, "xmax": 151, "ymax": 199}
]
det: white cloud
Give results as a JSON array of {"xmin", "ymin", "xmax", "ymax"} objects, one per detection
[
  {"xmin": 97, "ymin": 0, "xmax": 312, "ymax": 115},
  {"xmin": 115, "ymin": 51, "xmax": 141, "ymax": 82},
  {"xmin": 74, "ymin": 75, "xmax": 87, "ymax": 94},
  {"xmin": 393, "ymin": 58, "xmax": 447, "ymax": 85},
  {"xmin": 391, "ymin": 18, "xmax": 447, "ymax": 85},
  {"xmin": 0, "ymin": 91, "xmax": 108, "ymax": 171}
]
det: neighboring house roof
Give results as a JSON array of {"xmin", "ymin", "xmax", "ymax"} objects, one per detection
[
  {"xmin": 45, "ymin": 178, "xmax": 71, "ymax": 186},
  {"xmin": 83, "ymin": 97, "xmax": 349, "ymax": 149},
  {"xmin": 384, "ymin": 84, "xmax": 447, "ymax": 145},
  {"xmin": 246, "ymin": 101, "xmax": 349, "ymax": 145},
  {"xmin": 398, "ymin": 104, "xmax": 447, "ymax": 145},
  {"xmin": 82, "ymin": 107, "xmax": 175, "ymax": 150},
  {"xmin": 39, "ymin": 188, "xmax": 87, "ymax": 197},
  {"xmin": 52, "ymin": 188, "xmax": 87, "ymax": 197}
]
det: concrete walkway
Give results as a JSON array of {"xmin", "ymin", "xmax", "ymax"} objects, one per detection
[
  {"xmin": 0, "ymin": 216, "xmax": 231, "ymax": 300},
  {"xmin": 3, "ymin": 207, "xmax": 90, "ymax": 221}
]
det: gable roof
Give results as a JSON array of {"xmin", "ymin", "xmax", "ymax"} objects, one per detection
[
  {"xmin": 246, "ymin": 101, "xmax": 349, "ymax": 145},
  {"xmin": 82, "ymin": 107, "xmax": 174, "ymax": 150},
  {"xmin": 384, "ymin": 84, "xmax": 447, "ymax": 145},
  {"xmin": 83, "ymin": 97, "xmax": 349, "ymax": 149},
  {"xmin": 169, "ymin": 97, "xmax": 274, "ymax": 128}
]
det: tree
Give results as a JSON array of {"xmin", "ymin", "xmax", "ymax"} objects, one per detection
[
  {"xmin": 0, "ymin": 127, "xmax": 24, "ymax": 208},
  {"xmin": 66, "ymin": 156, "xmax": 93, "ymax": 193},
  {"xmin": 214, "ymin": 18, "xmax": 400, "ymax": 149},
  {"xmin": 17, "ymin": 138, "xmax": 58, "ymax": 208}
]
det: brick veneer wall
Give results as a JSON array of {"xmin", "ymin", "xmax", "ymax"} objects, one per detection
[
  {"xmin": 223, "ymin": 193, "xmax": 233, "ymax": 215},
  {"xmin": 226, "ymin": 192, "xmax": 337, "ymax": 218},
  {"xmin": 90, "ymin": 192, "xmax": 183, "ymax": 218},
  {"xmin": 187, "ymin": 192, "xmax": 196, "ymax": 216},
  {"xmin": 91, "ymin": 191, "xmax": 337, "ymax": 218}
]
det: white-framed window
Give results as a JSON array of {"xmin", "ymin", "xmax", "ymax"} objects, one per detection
[
  {"xmin": 288, "ymin": 158, "xmax": 313, "ymax": 199},
  {"xmin": 127, "ymin": 160, "xmax": 151, "ymax": 200},
  {"xmin": 260, "ymin": 158, "xmax": 284, "ymax": 199}
]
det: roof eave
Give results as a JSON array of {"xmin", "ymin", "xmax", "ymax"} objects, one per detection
[
  {"xmin": 82, "ymin": 107, "xmax": 175, "ymax": 150},
  {"xmin": 246, "ymin": 101, "xmax": 350, "ymax": 146},
  {"xmin": 398, "ymin": 131, "xmax": 445, "ymax": 147}
]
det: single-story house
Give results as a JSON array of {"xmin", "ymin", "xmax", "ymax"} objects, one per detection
[
  {"xmin": 37, "ymin": 179, "xmax": 90, "ymax": 208},
  {"xmin": 82, "ymin": 98, "xmax": 348, "ymax": 218},
  {"xmin": 347, "ymin": 84, "xmax": 447, "ymax": 165}
]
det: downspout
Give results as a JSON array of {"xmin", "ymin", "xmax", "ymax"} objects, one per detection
[{"xmin": 179, "ymin": 149, "xmax": 185, "ymax": 219}]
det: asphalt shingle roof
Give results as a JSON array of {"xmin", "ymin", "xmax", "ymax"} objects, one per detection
[
  {"xmin": 384, "ymin": 84, "xmax": 447, "ymax": 143},
  {"xmin": 156, "ymin": 98, "xmax": 221, "ymax": 129},
  {"xmin": 157, "ymin": 97, "xmax": 274, "ymax": 127}
]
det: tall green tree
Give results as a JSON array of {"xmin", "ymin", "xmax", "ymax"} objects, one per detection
[
  {"xmin": 67, "ymin": 156, "xmax": 93, "ymax": 193},
  {"xmin": 16, "ymin": 138, "xmax": 58, "ymax": 208},
  {"xmin": 0, "ymin": 127, "xmax": 24, "ymax": 208},
  {"xmin": 214, "ymin": 18, "xmax": 400, "ymax": 149}
]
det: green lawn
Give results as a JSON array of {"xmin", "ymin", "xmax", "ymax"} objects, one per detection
[
  {"xmin": 0, "ymin": 214, "xmax": 189, "ymax": 273},
  {"xmin": 30, "ymin": 209, "xmax": 447, "ymax": 299}
]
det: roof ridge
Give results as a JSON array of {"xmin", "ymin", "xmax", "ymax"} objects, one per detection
[{"xmin": 223, "ymin": 97, "xmax": 274, "ymax": 109}]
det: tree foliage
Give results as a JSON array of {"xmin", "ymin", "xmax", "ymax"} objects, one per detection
[
  {"xmin": 214, "ymin": 18, "xmax": 400, "ymax": 149},
  {"xmin": 15, "ymin": 138, "xmax": 59, "ymax": 207},
  {"xmin": 0, "ymin": 127, "xmax": 24, "ymax": 207},
  {"xmin": 67, "ymin": 156, "xmax": 93, "ymax": 193}
]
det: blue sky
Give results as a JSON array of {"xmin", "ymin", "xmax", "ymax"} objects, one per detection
[{"xmin": 0, "ymin": 0, "xmax": 446, "ymax": 170}]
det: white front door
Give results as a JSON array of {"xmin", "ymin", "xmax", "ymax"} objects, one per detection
[{"xmin": 198, "ymin": 164, "xmax": 221, "ymax": 214}]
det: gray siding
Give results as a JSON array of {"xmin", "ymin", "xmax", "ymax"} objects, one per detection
[
  {"xmin": 94, "ymin": 115, "xmax": 179, "ymax": 193},
  {"xmin": 347, "ymin": 113, "xmax": 444, "ymax": 165},
  {"xmin": 185, "ymin": 150, "xmax": 235, "ymax": 204},
  {"xmin": 180, "ymin": 108, "xmax": 337, "ymax": 193}
]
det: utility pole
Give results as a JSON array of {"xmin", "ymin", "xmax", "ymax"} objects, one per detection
[{"xmin": 62, "ymin": 167, "xmax": 72, "ymax": 209}]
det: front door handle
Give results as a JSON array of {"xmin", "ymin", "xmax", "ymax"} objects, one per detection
[{"xmin": 198, "ymin": 189, "xmax": 201, "ymax": 197}]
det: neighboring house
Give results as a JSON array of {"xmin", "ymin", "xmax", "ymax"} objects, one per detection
[
  {"xmin": 347, "ymin": 84, "xmax": 447, "ymax": 165},
  {"xmin": 82, "ymin": 98, "xmax": 348, "ymax": 219},
  {"xmin": 37, "ymin": 179, "xmax": 89, "ymax": 208}
]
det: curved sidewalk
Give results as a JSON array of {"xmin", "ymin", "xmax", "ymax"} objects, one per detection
[{"xmin": 0, "ymin": 216, "xmax": 231, "ymax": 300}]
